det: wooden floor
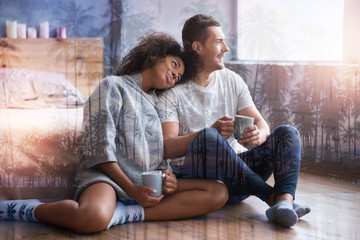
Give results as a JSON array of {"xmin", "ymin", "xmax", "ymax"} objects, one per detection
[{"xmin": 1, "ymin": 172, "xmax": 360, "ymax": 240}]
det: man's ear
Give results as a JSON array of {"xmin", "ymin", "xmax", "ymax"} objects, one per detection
[{"xmin": 192, "ymin": 41, "xmax": 202, "ymax": 52}]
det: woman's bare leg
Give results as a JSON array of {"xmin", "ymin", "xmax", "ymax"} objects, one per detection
[
  {"xmin": 34, "ymin": 183, "xmax": 117, "ymax": 233},
  {"xmin": 144, "ymin": 179, "xmax": 228, "ymax": 221}
]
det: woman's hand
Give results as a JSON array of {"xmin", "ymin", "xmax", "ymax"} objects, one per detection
[
  {"xmin": 162, "ymin": 169, "xmax": 177, "ymax": 195},
  {"xmin": 128, "ymin": 185, "xmax": 164, "ymax": 208},
  {"xmin": 98, "ymin": 162, "xmax": 164, "ymax": 208}
]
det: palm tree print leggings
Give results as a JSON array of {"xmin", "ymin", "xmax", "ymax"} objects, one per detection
[{"xmin": 177, "ymin": 125, "xmax": 301, "ymax": 202}]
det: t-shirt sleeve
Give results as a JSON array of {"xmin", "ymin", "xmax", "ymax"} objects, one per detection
[
  {"xmin": 232, "ymin": 71, "xmax": 255, "ymax": 112},
  {"xmin": 80, "ymin": 78, "xmax": 122, "ymax": 168},
  {"xmin": 155, "ymin": 89, "xmax": 179, "ymax": 123}
]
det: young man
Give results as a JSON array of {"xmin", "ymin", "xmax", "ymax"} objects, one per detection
[{"xmin": 156, "ymin": 14, "xmax": 310, "ymax": 228}]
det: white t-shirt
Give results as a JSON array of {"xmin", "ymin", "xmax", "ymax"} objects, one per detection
[{"xmin": 156, "ymin": 68, "xmax": 255, "ymax": 165}]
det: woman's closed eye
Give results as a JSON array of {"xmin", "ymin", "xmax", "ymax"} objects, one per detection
[{"xmin": 176, "ymin": 74, "xmax": 182, "ymax": 82}]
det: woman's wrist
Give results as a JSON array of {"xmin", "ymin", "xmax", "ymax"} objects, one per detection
[{"xmin": 123, "ymin": 183, "xmax": 138, "ymax": 197}]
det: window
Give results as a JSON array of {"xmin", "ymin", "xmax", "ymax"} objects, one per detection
[{"xmin": 237, "ymin": 0, "xmax": 344, "ymax": 62}]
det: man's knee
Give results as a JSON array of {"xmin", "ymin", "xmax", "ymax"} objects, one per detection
[
  {"xmin": 198, "ymin": 127, "xmax": 224, "ymax": 140},
  {"xmin": 273, "ymin": 125, "xmax": 300, "ymax": 140}
]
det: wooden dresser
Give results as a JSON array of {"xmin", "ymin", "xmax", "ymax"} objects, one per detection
[{"xmin": 0, "ymin": 38, "xmax": 104, "ymax": 96}]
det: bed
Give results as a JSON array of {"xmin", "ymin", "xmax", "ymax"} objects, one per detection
[{"xmin": 0, "ymin": 38, "xmax": 103, "ymax": 200}]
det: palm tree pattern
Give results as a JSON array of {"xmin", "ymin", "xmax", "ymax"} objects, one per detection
[
  {"xmin": 111, "ymin": 199, "xmax": 143, "ymax": 224},
  {"xmin": 78, "ymin": 75, "xmax": 162, "ymax": 170},
  {"xmin": 226, "ymin": 63, "xmax": 360, "ymax": 177},
  {"xmin": 0, "ymin": 39, "xmax": 20, "ymax": 68},
  {"xmin": 0, "ymin": 202, "xmax": 37, "ymax": 222},
  {"xmin": 6, "ymin": 203, "xmax": 16, "ymax": 220},
  {"xmin": 0, "ymin": 1, "xmax": 359, "ymax": 196},
  {"xmin": 75, "ymin": 74, "xmax": 164, "ymax": 198},
  {"xmin": 177, "ymin": 126, "xmax": 301, "ymax": 200},
  {"xmin": 0, "ymin": 117, "xmax": 80, "ymax": 190}
]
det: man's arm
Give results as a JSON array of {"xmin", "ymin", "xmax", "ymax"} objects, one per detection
[
  {"xmin": 161, "ymin": 122, "xmax": 198, "ymax": 159},
  {"xmin": 162, "ymin": 115, "xmax": 238, "ymax": 159},
  {"xmin": 236, "ymin": 106, "xmax": 270, "ymax": 148}
]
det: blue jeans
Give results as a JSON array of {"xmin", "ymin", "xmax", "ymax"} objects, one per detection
[{"xmin": 173, "ymin": 125, "xmax": 301, "ymax": 202}]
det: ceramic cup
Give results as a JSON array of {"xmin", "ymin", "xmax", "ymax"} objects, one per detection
[
  {"xmin": 141, "ymin": 170, "xmax": 163, "ymax": 197},
  {"xmin": 233, "ymin": 115, "xmax": 254, "ymax": 139}
]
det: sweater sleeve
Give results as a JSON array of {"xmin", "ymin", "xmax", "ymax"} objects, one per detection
[
  {"xmin": 79, "ymin": 77, "xmax": 123, "ymax": 168},
  {"xmin": 155, "ymin": 88, "xmax": 179, "ymax": 123}
]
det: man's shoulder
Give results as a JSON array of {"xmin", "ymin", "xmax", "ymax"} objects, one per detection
[
  {"xmin": 214, "ymin": 68, "xmax": 244, "ymax": 86},
  {"xmin": 159, "ymin": 81, "xmax": 192, "ymax": 96},
  {"xmin": 215, "ymin": 68, "xmax": 240, "ymax": 78}
]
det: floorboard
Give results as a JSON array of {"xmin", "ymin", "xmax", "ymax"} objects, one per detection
[{"xmin": 1, "ymin": 172, "xmax": 359, "ymax": 240}]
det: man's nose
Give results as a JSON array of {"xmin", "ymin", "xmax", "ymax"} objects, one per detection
[{"xmin": 223, "ymin": 42, "xmax": 229, "ymax": 52}]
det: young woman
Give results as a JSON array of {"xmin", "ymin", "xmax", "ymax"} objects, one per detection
[{"xmin": 0, "ymin": 32, "xmax": 228, "ymax": 233}]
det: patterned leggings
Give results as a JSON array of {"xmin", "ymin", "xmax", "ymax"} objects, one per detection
[{"xmin": 174, "ymin": 125, "xmax": 301, "ymax": 202}]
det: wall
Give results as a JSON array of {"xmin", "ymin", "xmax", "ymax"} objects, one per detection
[
  {"xmin": 0, "ymin": 0, "xmax": 234, "ymax": 75},
  {"xmin": 343, "ymin": 0, "xmax": 360, "ymax": 63},
  {"xmin": 0, "ymin": 0, "xmax": 359, "ymax": 184},
  {"xmin": 227, "ymin": 62, "xmax": 360, "ymax": 183}
]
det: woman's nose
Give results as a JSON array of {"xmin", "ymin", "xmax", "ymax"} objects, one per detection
[{"xmin": 172, "ymin": 72, "xmax": 179, "ymax": 81}]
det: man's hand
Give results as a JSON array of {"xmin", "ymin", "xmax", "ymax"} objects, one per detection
[
  {"xmin": 211, "ymin": 116, "xmax": 234, "ymax": 139},
  {"xmin": 238, "ymin": 125, "xmax": 267, "ymax": 148},
  {"xmin": 236, "ymin": 106, "xmax": 271, "ymax": 148}
]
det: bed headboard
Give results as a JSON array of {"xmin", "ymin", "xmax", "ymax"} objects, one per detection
[{"xmin": 0, "ymin": 38, "xmax": 103, "ymax": 96}]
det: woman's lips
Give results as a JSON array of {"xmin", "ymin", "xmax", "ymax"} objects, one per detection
[{"xmin": 167, "ymin": 74, "xmax": 173, "ymax": 84}]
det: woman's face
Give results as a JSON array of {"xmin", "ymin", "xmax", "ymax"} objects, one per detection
[{"xmin": 149, "ymin": 55, "xmax": 185, "ymax": 90}]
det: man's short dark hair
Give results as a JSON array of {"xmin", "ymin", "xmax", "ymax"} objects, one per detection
[
  {"xmin": 181, "ymin": 14, "xmax": 221, "ymax": 80},
  {"xmin": 182, "ymin": 14, "xmax": 221, "ymax": 54}
]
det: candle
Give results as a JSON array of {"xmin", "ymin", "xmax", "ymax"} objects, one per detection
[
  {"xmin": 40, "ymin": 21, "xmax": 49, "ymax": 38},
  {"xmin": 28, "ymin": 27, "xmax": 37, "ymax": 39},
  {"xmin": 6, "ymin": 21, "xmax": 17, "ymax": 39},
  {"xmin": 17, "ymin": 24, "xmax": 26, "ymax": 39},
  {"xmin": 56, "ymin": 27, "xmax": 67, "ymax": 39}
]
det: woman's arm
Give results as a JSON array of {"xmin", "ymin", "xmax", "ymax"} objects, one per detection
[{"xmin": 97, "ymin": 162, "xmax": 163, "ymax": 207}]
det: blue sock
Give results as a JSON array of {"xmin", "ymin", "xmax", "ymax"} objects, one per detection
[
  {"xmin": 106, "ymin": 199, "xmax": 144, "ymax": 229},
  {"xmin": 0, "ymin": 199, "xmax": 42, "ymax": 222},
  {"xmin": 265, "ymin": 200, "xmax": 298, "ymax": 227},
  {"xmin": 293, "ymin": 202, "xmax": 311, "ymax": 218}
]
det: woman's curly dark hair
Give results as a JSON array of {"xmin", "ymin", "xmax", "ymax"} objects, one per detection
[{"xmin": 115, "ymin": 32, "xmax": 185, "ymax": 76}]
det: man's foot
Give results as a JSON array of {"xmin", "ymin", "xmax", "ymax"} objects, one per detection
[
  {"xmin": 265, "ymin": 200, "xmax": 298, "ymax": 227},
  {"xmin": 293, "ymin": 202, "xmax": 311, "ymax": 218}
]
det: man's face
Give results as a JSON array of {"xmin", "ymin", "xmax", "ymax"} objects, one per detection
[{"xmin": 197, "ymin": 26, "xmax": 229, "ymax": 72}]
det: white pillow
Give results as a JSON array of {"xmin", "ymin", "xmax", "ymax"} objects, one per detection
[{"xmin": 0, "ymin": 68, "xmax": 87, "ymax": 108}]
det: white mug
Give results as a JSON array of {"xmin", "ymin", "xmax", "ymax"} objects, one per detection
[
  {"xmin": 233, "ymin": 115, "xmax": 254, "ymax": 139},
  {"xmin": 141, "ymin": 170, "xmax": 163, "ymax": 197}
]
